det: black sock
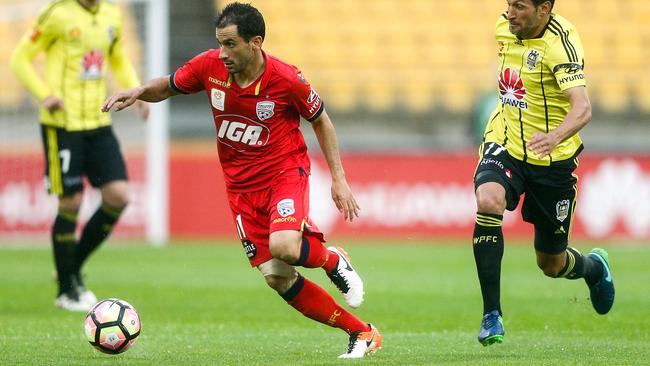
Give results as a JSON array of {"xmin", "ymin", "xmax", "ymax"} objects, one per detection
[
  {"xmin": 559, "ymin": 247, "xmax": 603, "ymax": 284},
  {"xmin": 473, "ymin": 212, "xmax": 504, "ymax": 315},
  {"xmin": 52, "ymin": 209, "xmax": 78, "ymax": 295},
  {"xmin": 73, "ymin": 203, "xmax": 123, "ymax": 275}
]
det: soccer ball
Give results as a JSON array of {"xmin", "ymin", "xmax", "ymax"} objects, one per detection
[{"xmin": 84, "ymin": 298, "xmax": 141, "ymax": 354}]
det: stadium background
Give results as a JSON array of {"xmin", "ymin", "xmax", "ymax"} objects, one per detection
[{"xmin": 1, "ymin": 0, "xmax": 649, "ymax": 243}]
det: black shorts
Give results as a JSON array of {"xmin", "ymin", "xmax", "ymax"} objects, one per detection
[
  {"xmin": 473, "ymin": 142, "xmax": 578, "ymax": 254},
  {"xmin": 40, "ymin": 125, "xmax": 128, "ymax": 197}
]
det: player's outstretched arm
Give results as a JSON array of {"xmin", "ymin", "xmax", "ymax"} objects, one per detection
[
  {"xmin": 527, "ymin": 86, "xmax": 592, "ymax": 158},
  {"xmin": 102, "ymin": 76, "xmax": 175, "ymax": 113},
  {"xmin": 311, "ymin": 110, "xmax": 360, "ymax": 222}
]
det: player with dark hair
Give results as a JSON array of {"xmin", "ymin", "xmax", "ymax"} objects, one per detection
[
  {"xmin": 532, "ymin": 0, "xmax": 555, "ymax": 8},
  {"xmin": 472, "ymin": 0, "xmax": 614, "ymax": 346},
  {"xmin": 103, "ymin": 2, "xmax": 381, "ymax": 359},
  {"xmin": 10, "ymin": 0, "xmax": 149, "ymax": 312}
]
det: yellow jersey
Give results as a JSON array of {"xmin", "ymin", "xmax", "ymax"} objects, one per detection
[
  {"xmin": 10, "ymin": 0, "xmax": 140, "ymax": 131},
  {"xmin": 483, "ymin": 13, "xmax": 587, "ymax": 165}
]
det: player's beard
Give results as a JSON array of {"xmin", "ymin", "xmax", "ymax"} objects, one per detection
[
  {"xmin": 510, "ymin": 11, "xmax": 545, "ymax": 39},
  {"xmin": 509, "ymin": 22, "xmax": 533, "ymax": 39},
  {"xmin": 230, "ymin": 51, "xmax": 255, "ymax": 75},
  {"xmin": 80, "ymin": 0, "xmax": 101, "ymax": 8}
]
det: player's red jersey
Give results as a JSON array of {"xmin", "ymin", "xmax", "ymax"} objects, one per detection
[{"xmin": 170, "ymin": 50, "xmax": 324, "ymax": 192}]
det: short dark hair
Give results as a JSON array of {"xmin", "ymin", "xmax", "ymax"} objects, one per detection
[
  {"xmin": 531, "ymin": 0, "xmax": 555, "ymax": 9},
  {"xmin": 215, "ymin": 2, "xmax": 265, "ymax": 42}
]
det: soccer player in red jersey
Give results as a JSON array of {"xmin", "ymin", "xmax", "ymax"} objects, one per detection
[{"xmin": 103, "ymin": 2, "xmax": 381, "ymax": 359}]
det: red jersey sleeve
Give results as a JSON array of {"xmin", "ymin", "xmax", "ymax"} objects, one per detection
[
  {"xmin": 170, "ymin": 51, "xmax": 209, "ymax": 94},
  {"xmin": 289, "ymin": 69, "xmax": 324, "ymax": 122}
]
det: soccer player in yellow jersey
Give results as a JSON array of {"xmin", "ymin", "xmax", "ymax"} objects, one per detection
[
  {"xmin": 472, "ymin": 0, "xmax": 614, "ymax": 346},
  {"xmin": 10, "ymin": 0, "xmax": 149, "ymax": 312}
]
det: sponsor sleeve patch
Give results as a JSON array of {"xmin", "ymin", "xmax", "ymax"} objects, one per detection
[
  {"xmin": 289, "ymin": 70, "xmax": 324, "ymax": 121},
  {"xmin": 554, "ymin": 63, "xmax": 586, "ymax": 90}
]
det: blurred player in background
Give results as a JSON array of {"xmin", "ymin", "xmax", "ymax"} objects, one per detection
[
  {"xmin": 102, "ymin": 2, "xmax": 381, "ymax": 359},
  {"xmin": 10, "ymin": 0, "xmax": 149, "ymax": 312},
  {"xmin": 472, "ymin": 0, "xmax": 614, "ymax": 346}
]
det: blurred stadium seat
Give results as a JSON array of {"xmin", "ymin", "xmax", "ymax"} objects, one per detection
[
  {"xmin": 216, "ymin": 0, "xmax": 648, "ymax": 115},
  {"xmin": 2, "ymin": 1, "xmax": 647, "ymax": 115},
  {"xmin": 0, "ymin": 3, "xmax": 33, "ymax": 109}
]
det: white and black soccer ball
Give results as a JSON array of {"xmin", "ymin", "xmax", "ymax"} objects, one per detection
[{"xmin": 84, "ymin": 298, "xmax": 141, "ymax": 354}]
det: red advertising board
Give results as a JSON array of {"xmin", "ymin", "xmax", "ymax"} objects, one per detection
[
  {"xmin": 170, "ymin": 151, "xmax": 650, "ymax": 241},
  {"xmin": 2, "ymin": 150, "xmax": 649, "ymax": 241},
  {"xmin": 0, "ymin": 152, "xmax": 145, "ymax": 238}
]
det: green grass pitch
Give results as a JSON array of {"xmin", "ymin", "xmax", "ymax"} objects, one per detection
[{"xmin": 1, "ymin": 240, "xmax": 649, "ymax": 365}]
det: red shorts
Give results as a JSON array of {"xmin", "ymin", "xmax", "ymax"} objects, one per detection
[{"xmin": 226, "ymin": 168, "xmax": 325, "ymax": 267}]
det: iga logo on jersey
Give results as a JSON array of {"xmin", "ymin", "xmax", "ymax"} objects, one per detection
[
  {"xmin": 216, "ymin": 114, "xmax": 270, "ymax": 152},
  {"xmin": 498, "ymin": 68, "xmax": 528, "ymax": 109}
]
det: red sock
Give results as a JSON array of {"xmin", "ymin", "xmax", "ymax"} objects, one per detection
[
  {"xmin": 282, "ymin": 275, "xmax": 369, "ymax": 334},
  {"xmin": 297, "ymin": 235, "xmax": 338, "ymax": 273}
]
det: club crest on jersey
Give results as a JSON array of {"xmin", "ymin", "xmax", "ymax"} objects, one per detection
[
  {"xmin": 211, "ymin": 88, "xmax": 226, "ymax": 111},
  {"xmin": 256, "ymin": 101, "xmax": 275, "ymax": 121},
  {"xmin": 526, "ymin": 49, "xmax": 540, "ymax": 70},
  {"xmin": 107, "ymin": 26, "xmax": 116, "ymax": 44},
  {"xmin": 498, "ymin": 68, "xmax": 528, "ymax": 110},
  {"xmin": 556, "ymin": 199, "xmax": 570, "ymax": 222},
  {"xmin": 277, "ymin": 199, "xmax": 295, "ymax": 217}
]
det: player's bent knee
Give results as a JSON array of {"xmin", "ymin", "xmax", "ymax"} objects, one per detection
[
  {"xmin": 263, "ymin": 275, "xmax": 294, "ymax": 293},
  {"xmin": 476, "ymin": 195, "xmax": 506, "ymax": 214},
  {"xmin": 269, "ymin": 242, "xmax": 296, "ymax": 263},
  {"xmin": 105, "ymin": 195, "xmax": 130, "ymax": 210},
  {"xmin": 268, "ymin": 231, "xmax": 301, "ymax": 263},
  {"xmin": 475, "ymin": 184, "xmax": 507, "ymax": 214},
  {"xmin": 543, "ymin": 268, "xmax": 562, "ymax": 278},
  {"xmin": 101, "ymin": 181, "xmax": 130, "ymax": 209},
  {"xmin": 258, "ymin": 259, "xmax": 298, "ymax": 294},
  {"xmin": 537, "ymin": 261, "xmax": 564, "ymax": 278},
  {"xmin": 536, "ymin": 251, "xmax": 567, "ymax": 278},
  {"xmin": 59, "ymin": 192, "xmax": 83, "ymax": 212}
]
